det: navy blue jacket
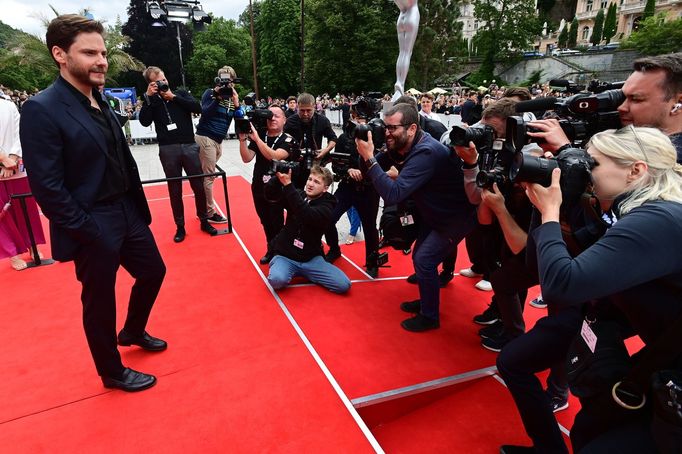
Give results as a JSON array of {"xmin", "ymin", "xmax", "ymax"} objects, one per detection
[
  {"xmin": 366, "ymin": 131, "xmax": 476, "ymax": 234},
  {"xmin": 533, "ymin": 201, "xmax": 682, "ymax": 344},
  {"xmin": 20, "ymin": 77, "xmax": 150, "ymax": 261}
]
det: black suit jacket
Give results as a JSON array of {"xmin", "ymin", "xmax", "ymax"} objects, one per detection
[{"xmin": 20, "ymin": 77, "xmax": 150, "ymax": 261}]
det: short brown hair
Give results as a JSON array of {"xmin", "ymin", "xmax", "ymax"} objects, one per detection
[
  {"xmin": 286, "ymin": 96, "xmax": 297, "ymax": 103},
  {"xmin": 482, "ymin": 98, "xmax": 518, "ymax": 120},
  {"xmin": 384, "ymin": 103, "xmax": 420, "ymax": 129},
  {"xmin": 393, "ymin": 95, "xmax": 418, "ymax": 109},
  {"xmin": 503, "ymin": 87, "xmax": 532, "ymax": 101},
  {"xmin": 633, "ymin": 53, "xmax": 682, "ymax": 100},
  {"xmin": 46, "ymin": 14, "xmax": 104, "ymax": 68},
  {"xmin": 309, "ymin": 165, "xmax": 333, "ymax": 186},
  {"xmin": 420, "ymin": 93, "xmax": 434, "ymax": 101},
  {"xmin": 297, "ymin": 92, "xmax": 315, "ymax": 106},
  {"xmin": 142, "ymin": 66, "xmax": 163, "ymax": 83}
]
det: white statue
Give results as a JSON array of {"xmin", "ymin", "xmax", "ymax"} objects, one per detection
[
  {"xmin": 559, "ymin": 18, "xmax": 566, "ymax": 32},
  {"xmin": 392, "ymin": 0, "xmax": 420, "ymax": 101},
  {"xmin": 543, "ymin": 21, "xmax": 548, "ymax": 37}
]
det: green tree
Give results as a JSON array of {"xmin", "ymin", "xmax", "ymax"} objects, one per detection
[
  {"xmin": 407, "ymin": 0, "xmax": 467, "ymax": 91},
  {"xmin": 567, "ymin": 16, "xmax": 578, "ymax": 48},
  {"xmin": 623, "ymin": 13, "xmax": 682, "ymax": 55},
  {"xmin": 254, "ymin": 0, "xmax": 300, "ymax": 97},
  {"xmin": 557, "ymin": 21, "xmax": 568, "ymax": 48},
  {"xmin": 591, "ymin": 9, "xmax": 604, "ymax": 46},
  {"xmin": 643, "ymin": 0, "xmax": 656, "ymax": 19},
  {"xmin": 472, "ymin": 0, "xmax": 542, "ymax": 82},
  {"xmin": 304, "ymin": 0, "xmax": 398, "ymax": 95},
  {"xmin": 603, "ymin": 3, "xmax": 617, "ymax": 44},
  {"xmin": 185, "ymin": 18, "xmax": 252, "ymax": 96}
]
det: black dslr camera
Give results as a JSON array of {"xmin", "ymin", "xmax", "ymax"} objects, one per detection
[
  {"xmin": 214, "ymin": 75, "xmax": 241, "ymax": 98},
  {"xmin": 271, "ymin": 159, "xmax": 299, "ymax": 174},
  {"xmin": 155, "ymin": 80, "xmax": 169, "ymax": 92},
  {"xmin": 330, "ymin": 151, "xmax": 353, "ymax": 182},
  {"xmin": 447, "ymin": 124, "xmax": 514, "ymax": 189},
  {"xmin": 234, "ymin": 93, "xmax": 273, "ymax": 135},
  {"xmin": 510, "ymin": 147, "xmax": 595, "ymax": 209}
]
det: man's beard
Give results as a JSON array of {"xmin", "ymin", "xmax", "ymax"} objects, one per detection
[
  {"xmin": 68, "ymin": 59, "xmax": 106, "ymax": 87},
  {"xmin": 386, "ymin": 132, "xmax": 408, "ymax": 154}
]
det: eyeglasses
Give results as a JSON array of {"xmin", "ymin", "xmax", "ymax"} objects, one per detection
[
  {"xmin": 384, "ymin": 123, "xmax": 411, "ymax": 133},
  {"xmin": 616, "ymin": 124, "xmax": 649, "ymax": 163}
]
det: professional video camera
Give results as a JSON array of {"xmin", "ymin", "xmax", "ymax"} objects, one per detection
[
  {"xmin": 510, "ymin": 147, "xmax": 595, "ymax": 209},
  {"xmin": 155, "ymin": 80, "xmax": 169, "ymax": 92},
  {"xmin": 234, "ymin": 93, "xmax": 273, "ymax": 135},
  {"xmin": 513, "ymin": 83, "xmax": 625, "ymax": 147},
  {"xmin": 213, "ymin": 75, "xmax": 241, "ymax": 98}
]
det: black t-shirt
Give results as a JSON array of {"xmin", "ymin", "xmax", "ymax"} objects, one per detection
[
  {"xmin": 284, "ymin": 112, "xmax": 337, "ymax": 151},
  {"xmin": 249, "ymin": 131, "xmax": 299, "ymax": 188}
]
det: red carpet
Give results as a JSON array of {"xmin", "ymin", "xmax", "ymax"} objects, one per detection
[{"xmin": 0, "ymin": 176, "xmax": 612, "ymax": 452}]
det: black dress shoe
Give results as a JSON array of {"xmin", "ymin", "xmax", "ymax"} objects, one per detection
[
  {"xmin": 401, "ymin": 313, "xmax": 440, "ymax": 332},
  {"xmin": 366, "ymin": 266, "xmax": 378, "ymax": 278},
  {"xmin": 400, "ymin": 299, "xmax": 421, "ymax": 313},
  {"xmin": 406, "ymin": 273, "xmax": 418, "ymax": 284},
  {"xmin": 325, "ymin": 248, "xmax": 341, "ymax": 263},
  {"xmin": 102, "ymin": 367, "xmax": 156, "ymax": 392},
  {"xmin": 118, "ymin": 330, "xmax": 168, "ymax": 351},
  {"xmin": 438, "ymin": 271, "xmax": 454, "ymax": 287},
  {"xmin": 173, "ymin": 226, "xmax": 186, "ymax": 243},
  {"xmin": 259, "ymin": 250, "xmax": 274, "ymax": 265},
  {"xmin": 200, "ymin": 221, "xmax": 218, "ymax": 236}
]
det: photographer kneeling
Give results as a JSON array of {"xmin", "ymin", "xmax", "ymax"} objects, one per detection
[
  {"xmin": 267, "ymin": 166, "xmax": 351, "ymax": 294},
  {"xmin": 238, "ymin": 104, "xmax": 299, "ymax": 264},
  {"xmin": 506, "ymin": 127, "xmax": 682, "ymax": 453}
]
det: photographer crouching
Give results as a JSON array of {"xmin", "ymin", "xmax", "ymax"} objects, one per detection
[
  {"xmin": 325, "ymin": 97, "xmax": 385, "ymax": 277},
  {"xmin": 267, "ymin": 166, "xmax": 351, "ymax": 294},
  {"xmin": 238, "ymin": 104, "xmax": 299, "ymax": 264}
]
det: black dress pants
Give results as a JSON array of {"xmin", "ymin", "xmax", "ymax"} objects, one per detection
[
  {"xmin": 158, "ymin": 143, "xmax": 208, "ymax": 226},
  {"xmin": 325, "ymin": 182, "xmax": 380, "ymax": 264},
  {"xmin": 74, "ymin": 195, "xmax": 166, "ymax": 378},
  {"xmin": 252, "ymin": 182, "xmax": 284, "ymax": 246},
  {"xmin": 489, "ymin": 253, "xmax": 538, "ymax": 338},
  {"xmin": 496, "ymin": 306, "xmax": 582, "ymax": 453}
]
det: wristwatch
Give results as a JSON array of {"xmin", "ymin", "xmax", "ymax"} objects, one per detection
[{"xmin": 366, "ymin": 157, "xmax": 378, "ymax": 168}]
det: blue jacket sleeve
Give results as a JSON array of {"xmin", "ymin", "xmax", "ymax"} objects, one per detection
[
  {"xmin": 366, "ymin": 151, "xmax": 434, "ymax": 205},
  {"xmin": 533, "ymin": 205, "xmax": 682, "ymax": 308}
]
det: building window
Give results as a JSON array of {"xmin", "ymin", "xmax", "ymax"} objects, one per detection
[
  {"xmin": 586, "ymin": 0, "xmax": 594, "ymax": 11},
  {"xmin": 601, "ymin": 0, "xmax": 607, "ymax": 8},
  {"xmin": 582, "ymin": 26, "xmax": 590, "ymax": 40}
]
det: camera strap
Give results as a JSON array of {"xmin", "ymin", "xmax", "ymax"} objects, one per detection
[{"xmin": 160, "ymin": 98, "xmax": 174, "ymax": 126}]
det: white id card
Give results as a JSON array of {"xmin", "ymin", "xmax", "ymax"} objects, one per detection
[
  {"xmin": 580, "ymin": 320, "xmax": 597, "ymax": 353},
  {"xmin": 262, "ymin": 175, "xmax": 272, "ymax": 184},
  {"xmin": 401, "ymin": 214, "xmax": 415, "ymax": 226},
  {"xmin": 167, "ymin": 123, "xmax": 177, "ymax": 131},
  {"xmin": 293, "ymin": 239, "xmax": 304, "ymax": 249}
]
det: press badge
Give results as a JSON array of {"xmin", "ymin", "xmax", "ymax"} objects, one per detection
[
  {"xmin": 167, "ymin": 123, "xmax": 177, "ymax": 131},
  {"xmin": 400, "ymin": 214, "xmax": 415, "ymax": 226},
  {"xmin": 580, "ymin": 320, "xmax": 597, "ymax": 353},
  {"xmin": 293, "ymin": 239, "xmax": 304, "ymax": 249},
  {"xmin": 262, "ymin": 174, "xmax": 272, "ymax": 183}
]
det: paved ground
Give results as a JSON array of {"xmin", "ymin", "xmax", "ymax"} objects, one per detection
[{"xmin": 130, "ymin": 129, "xmax": 359, "ymax": 242}]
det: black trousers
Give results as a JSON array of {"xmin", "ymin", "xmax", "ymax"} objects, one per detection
[
  {"xmin": 464, "ymin": 222, "xmax": 501, "ymax": 279},
  {"xmin": 158, "ymin": 143, "xmax": 208, "ymax": 226},
  {"xmin": 489, "ymin": 253, "xmax": 538, "ymax": 338},
  {"xmin": 74, "ymin": 195, "xmax": 166, "ymax": 378},
  {"xmin": 252, "ymin": 182, "xmax": 284, "ymax": 247},
  {"xmin": 325, "ymin": 181, "xmax": 380, "ymax": 264},
  {"xmin": 496, "ymin": 306, "xmax": 582, "ymax": 454}
]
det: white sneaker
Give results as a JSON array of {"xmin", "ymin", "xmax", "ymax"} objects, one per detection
[
  {"xmin": 475, "ymin": 279, "xmax": 492, "ymax": 291},
  {"xmin": 459, "ymin": 267, "xmax": 483, "ymax": 278}
]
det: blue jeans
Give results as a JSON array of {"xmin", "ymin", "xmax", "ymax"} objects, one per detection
[{"xmin": 268, "ymin": 255, "xmax": 351, "ymax": 294}]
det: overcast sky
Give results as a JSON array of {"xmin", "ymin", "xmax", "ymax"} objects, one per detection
[{"xmin": 2, "ymin": 0, "xmax": 251, "ymax": 36}]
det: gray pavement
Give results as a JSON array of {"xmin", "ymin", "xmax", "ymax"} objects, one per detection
[{"xmin": 130, "ymin": 130, "xmax": 360, "ymax": 242}]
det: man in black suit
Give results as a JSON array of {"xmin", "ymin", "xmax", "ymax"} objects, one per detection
[{"xmin": 20, "ymin": 15, "xmax": 167, "ymax": 392}]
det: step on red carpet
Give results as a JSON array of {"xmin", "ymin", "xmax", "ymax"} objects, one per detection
[{"xmin": 0, "ymin": 176, "xmax": 598, "ymax": 452}]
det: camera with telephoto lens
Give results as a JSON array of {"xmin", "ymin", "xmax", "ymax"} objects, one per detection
[
  {"xmin": 349, "ymin": 118, "xmax": 387, "ymax": 147},
  {"xmin": 510, "ymin": 147, "xmax": 595, "ymax": 209},
  {"xmin": 214, "ymin": 75, "xmax": 241, "ymax": 98},
  {"xmin": 155, "ymin": 80, "xmax": 169, "ymax": 92},
  {"xmin": 446, "ymin": 125, "xmax": 515, "ymax": 190}
]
